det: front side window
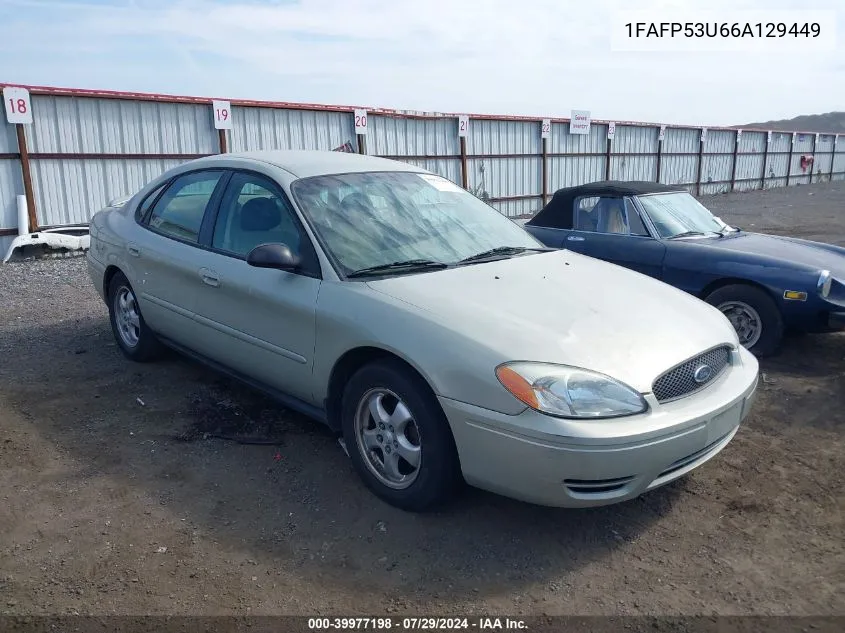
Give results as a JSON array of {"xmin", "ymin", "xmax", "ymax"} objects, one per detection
[
  {"xmin": 290, "ymin": 171, "xmax": 542, "ymax": 275},
  {"xmin": 147, "ymin": 170, "xmax": 224, "ymax": 243},
  {"xmin": 573, "ymin": 196, "xmax": 631, "ymax": 235},
  {"xmin": 637, "ymin": 192, "xmax": 725, "ymax": 238},
  {"xmin": 212, "ymin": 173, "xmax": 303, "ymax": 258}
]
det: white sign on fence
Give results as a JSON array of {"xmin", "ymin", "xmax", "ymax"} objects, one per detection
[
  {"xmin": 791, "ymin": 133, "xmax": 797, "ymax": 145},
  {"xmin": 700, "ymin": 127, "xmax": 708, "ymax": 142},
  {"xmin": 607, "ymin": 122, "xmax": 616, "ymax": 140},
  {"xmin": 354, "ymin": 109, "xmax": 368, "ymax": 134},
  {"xmin": 658, "ymin": 125, "xmax": 666, "ymax": 141},
  {"xmin": 457, "ymin": 115, "xmax": 469, "ymax": 137},
  {"xmin": 540, "ymin": 118, "xmax": 551, "ymax": 139},
  {"xmin": 767, "ymin": 130, "xmax": 772, "ymax": 144},
  {"xmin": 212, "ymin": 100, "xmax": 232, "ymax": 130},
  {"xmin": 736, "ymin": 129, "xmax": 742, "ymax": 143},
  {"xmin": 3, "ymin": 86, "xmax": 33, "ymax": 124},
  {"xmin": 569, "ymin": 110, "xmax": 591, "ymax": 135}
]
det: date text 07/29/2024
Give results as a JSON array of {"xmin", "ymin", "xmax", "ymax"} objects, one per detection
[{"xmin": 307, "ymin": 617, "xmax": 528, "ymax": 630}]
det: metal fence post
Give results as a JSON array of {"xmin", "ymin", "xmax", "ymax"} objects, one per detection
[
  {"xmin": 808, "ymin": 133, "xmax": 816, "ymax": 184},
  {"xmin": 357, "ymin": 134, "xmax": 367, "ymax": 155},
  {"xmin": 655, "ymin": 128, "xmax": 663, "ymax": 184},
  {"xmin": 218, "ymin": 129, "xmax": 228, "ymax": 153},
  {"xmin": 460, "ymin": 136, "xmax": 468, "ymax": 189},
  {"xmin": 761, "ymin": 131, "xmax": 770, "ymax": 190},
  {"xmin": 695, "ymin": 129, "xmax": 705, "ymax": 196},
  {"xmin": 16, "ymin": 124, "xmax": 37, "ymax": 232},
  {"xmin": 730, "ymin": 130, "xmax": 739, "ymax": 192},
  {"xmin": 541, "ymin": 137, "xmax": 548, "ymax": 205},
  {"xmin": 786, "ymin": 133, "xmax": 794, "ymax": 186},
  {"xmin": 831, "ymin": 135, "xmax": 838, "ymax": 182},
  {"xmin": 604, "ymin": 136, "xmax": 612, "ymax": 181}
]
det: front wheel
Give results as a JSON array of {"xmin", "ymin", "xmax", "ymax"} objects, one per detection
[
  {"xmin": 705, "ymin": 284, "xmax": 783, "ymax": 357},
  {"xmin": 107, "ymin": 272, "xmax": 163, "ymax": 362},
  {"xmin": 340, "ymin": 359, "xmax": 461, "ymax": 511}
]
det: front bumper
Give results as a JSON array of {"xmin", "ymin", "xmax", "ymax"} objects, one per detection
[
  {"xmin": 440, "ymin": 348, "xmax": 759, "ymax": 508},
  {"xmin": 827, "ymin": 311, "xmax": 845, "ymax": 330}
]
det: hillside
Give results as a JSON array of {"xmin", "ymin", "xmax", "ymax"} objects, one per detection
[{"xmin": 740, "ymin": 112, "xmax": 845, "ymax": 133}]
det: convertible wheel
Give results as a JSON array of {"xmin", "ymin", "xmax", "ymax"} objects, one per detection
[
  {"xmin": 107, "ymin": 272, "xmax": 163, "ymax": 362},
  {"xmin": 340, "ymin": 359, "xmax": 461, "ymax": 511},
  {"xmin": 705, "ymin": 284, "xmax": 783, "ymax": 357}
]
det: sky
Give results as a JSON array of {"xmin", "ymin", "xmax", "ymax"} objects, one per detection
[{"xmin": 0, "ymin": 0, "xmax": 842, "ymax": 127}]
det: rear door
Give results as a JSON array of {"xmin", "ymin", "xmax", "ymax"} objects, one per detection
[
  {"xmin": 566, "ymin": 195, "xmax": 667, "ymax": 279},
  {"xmin": 131, "ymin": 169, "xmax": 228, "ymax": 343},
  {"xmin": 191, "ymin": 170, "xmax": 322, "ymax": 403}
]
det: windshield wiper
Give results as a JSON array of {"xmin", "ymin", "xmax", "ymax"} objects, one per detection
[
  {"xmin": 458, "ymin": 246, "xmax": 552, "ymax": 264},
  {"xmin": 346, "ymin": 259, "xmax": 450, "ymax": 278},
  {"xmin": 670, "ymin": 230, "xmax": 708, "ymax": 239}
]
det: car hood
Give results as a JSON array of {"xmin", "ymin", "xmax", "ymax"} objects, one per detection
[
  {"xmin": 696, "ymin": 231, "xmax": 845, "ymax": 277},
  {"xmin": 366, "ymin": 251, "xmax": 739, "ymax": 393}
]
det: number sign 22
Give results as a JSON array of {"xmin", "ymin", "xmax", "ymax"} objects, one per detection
[
  {"xmin": 541, "ymin": 119, "xmax": 551, "ymax": 139},
  {"xmin": 212, "ymin": 100, "xmax": 232, "ymax": 130},
  {"xmin": 3, "ymin": 86, "xmax": 33, "ymax": 124}
]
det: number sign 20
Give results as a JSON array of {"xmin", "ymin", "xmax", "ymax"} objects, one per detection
[
  {"xmin": 354, "ymin": 109, "xmax": 368, "ymax": 134},
  {"xmin": 212, "ymin": 100, "xmax": 233, "ymax": 130},
  {"xmin": 3, "ymin": 86, "xmax": 33, "ymax": 124}
]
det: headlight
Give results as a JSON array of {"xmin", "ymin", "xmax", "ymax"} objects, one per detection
[
  {"xmin": 817, "ymin": 270, "xmax": 832, "ymax": 298},
  {"xmin": 495, "ymin": 362, "xmax": 648, "ymax": 419}
]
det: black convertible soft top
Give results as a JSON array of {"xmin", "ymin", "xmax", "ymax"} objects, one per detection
[{"xmin": 527, "ymin": 180, "xmax": 684, "ymax": 229}]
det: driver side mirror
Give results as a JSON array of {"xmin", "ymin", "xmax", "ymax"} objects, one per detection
[{"xmin": 246, "ymin": 243, "xmax": 301, "ymax": 271}]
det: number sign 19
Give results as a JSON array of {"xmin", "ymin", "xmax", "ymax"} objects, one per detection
[
  {"xmin": 354, "ymin": 109, "xmax": 368, "ymax": 134},
  {"xmin": 212, "ymin": 100, "xmax": 232, "ymax": 130},
  {"xmin": 541, "ymin": 119, "xmax": 551, "ymax": 139},
  {"xmin": 3, "ymin": 86, "xmax": 33, "ymax": 124},
  {"xmin": 457, "ymin": 115, "xmax": 469, "ymax": 137}
]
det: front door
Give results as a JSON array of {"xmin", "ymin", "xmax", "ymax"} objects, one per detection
[
  {"xmin": 191, "ymin": 170, "xmax": 322, "ymax": 404},
  {"xmin": 567, "ymin": 195, "xmax": 666, "ymax": 280}
]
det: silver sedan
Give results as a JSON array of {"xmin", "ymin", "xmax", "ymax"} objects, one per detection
[{"xmin": 87, "ymin": 150, "xmax": 759, "ymax": 511}]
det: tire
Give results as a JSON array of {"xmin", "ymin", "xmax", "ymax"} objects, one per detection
[
  {"xmin": 340, "ymin": 359, "xmax": 461, "ymax": 511},
  {"xmin": 705, "ymin": 284, "xmax": 784, "ymax": 357},
  {"xmin": 107, "ymin": 271, "xmax": 163, "ymax": 362}
]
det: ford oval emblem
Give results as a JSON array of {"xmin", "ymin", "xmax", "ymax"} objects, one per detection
[{"xmin": 693, "ymin": 364, "xmax": 713, "ymax": 384}]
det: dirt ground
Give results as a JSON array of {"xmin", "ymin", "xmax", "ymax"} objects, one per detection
[{"xmin": 0, "ymin": 182, "xmax": 843, "ymax": 618}]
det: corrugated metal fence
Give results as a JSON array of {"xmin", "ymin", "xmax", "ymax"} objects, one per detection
[{"xmin": 2, "ymin": 85, "xmax": 844, "ymax": 244}]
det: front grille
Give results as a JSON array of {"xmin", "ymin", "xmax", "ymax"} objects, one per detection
[{"xmin": 652, "ymin": 346, "xmax": 731, "ymax": 403}]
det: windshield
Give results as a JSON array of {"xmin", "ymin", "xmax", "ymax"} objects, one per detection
[
  {"xmin": 290, "ymin": 171, "xmax": 543, "ymax": 275},
  {"xmin": 637, "ymin": 192, "xmax": 727, "ymax": 238}
]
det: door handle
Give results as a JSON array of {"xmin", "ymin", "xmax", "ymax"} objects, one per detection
[
  {"xmin": 199, "ymin": 268, "xmax": 220, "ymax": 287},
  {"xmin": 567, "ymin": 235, "xmax": 585, "ymax": 242},
  {"xmin": 127, "ymin": 244, "xmax": 141, "ymax": 257}
]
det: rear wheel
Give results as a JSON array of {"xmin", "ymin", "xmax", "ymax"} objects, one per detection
[
  {"xmin": 340, "ymin": 359, "xmax": 461, "ymax": 511},
  {"xmin": 705, "ymin": 284, "xmax": 783, "ymax": 357},
  {"xmin": 107, "ymin": 272, "xmax": 163, "ymax": 362}
]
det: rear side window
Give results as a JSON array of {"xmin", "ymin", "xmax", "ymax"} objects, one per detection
[
  {"xmin": 146, "ymin": 171, "xmax": 224, "ymax": 243},
  {"xmin": 135, "ymin": 183, "xmax": 166, "ymax": 223}
]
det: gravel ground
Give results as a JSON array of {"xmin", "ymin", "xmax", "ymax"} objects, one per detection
[{"xmin": 0, "ymin": 183, "xmax": 843, "ymax": 619}]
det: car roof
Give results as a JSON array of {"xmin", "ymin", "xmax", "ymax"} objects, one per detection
[
  {"xmin": 526, "ymin": 180, "xmax": 685, "ymax": 229},
  {"xmin": 197, "ymin": 150, "xmax": 425, "ymax": 179}
]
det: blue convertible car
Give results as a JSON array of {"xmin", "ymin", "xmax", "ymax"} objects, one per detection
[{"xmin": 523, "ymin": 181, "xmax": 845, "ymax": 356}]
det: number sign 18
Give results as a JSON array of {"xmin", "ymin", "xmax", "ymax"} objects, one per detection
[
  {"xmin": 212, "ymin": 100, "xmax": 232, "ymax": 130},
  {"xmin": 3, "ymin": 86, "xmax": 33, "ymax": 124},
  {"xmin": 354, "ymin": 109, "xmax": 368, "ymax": 134}
]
